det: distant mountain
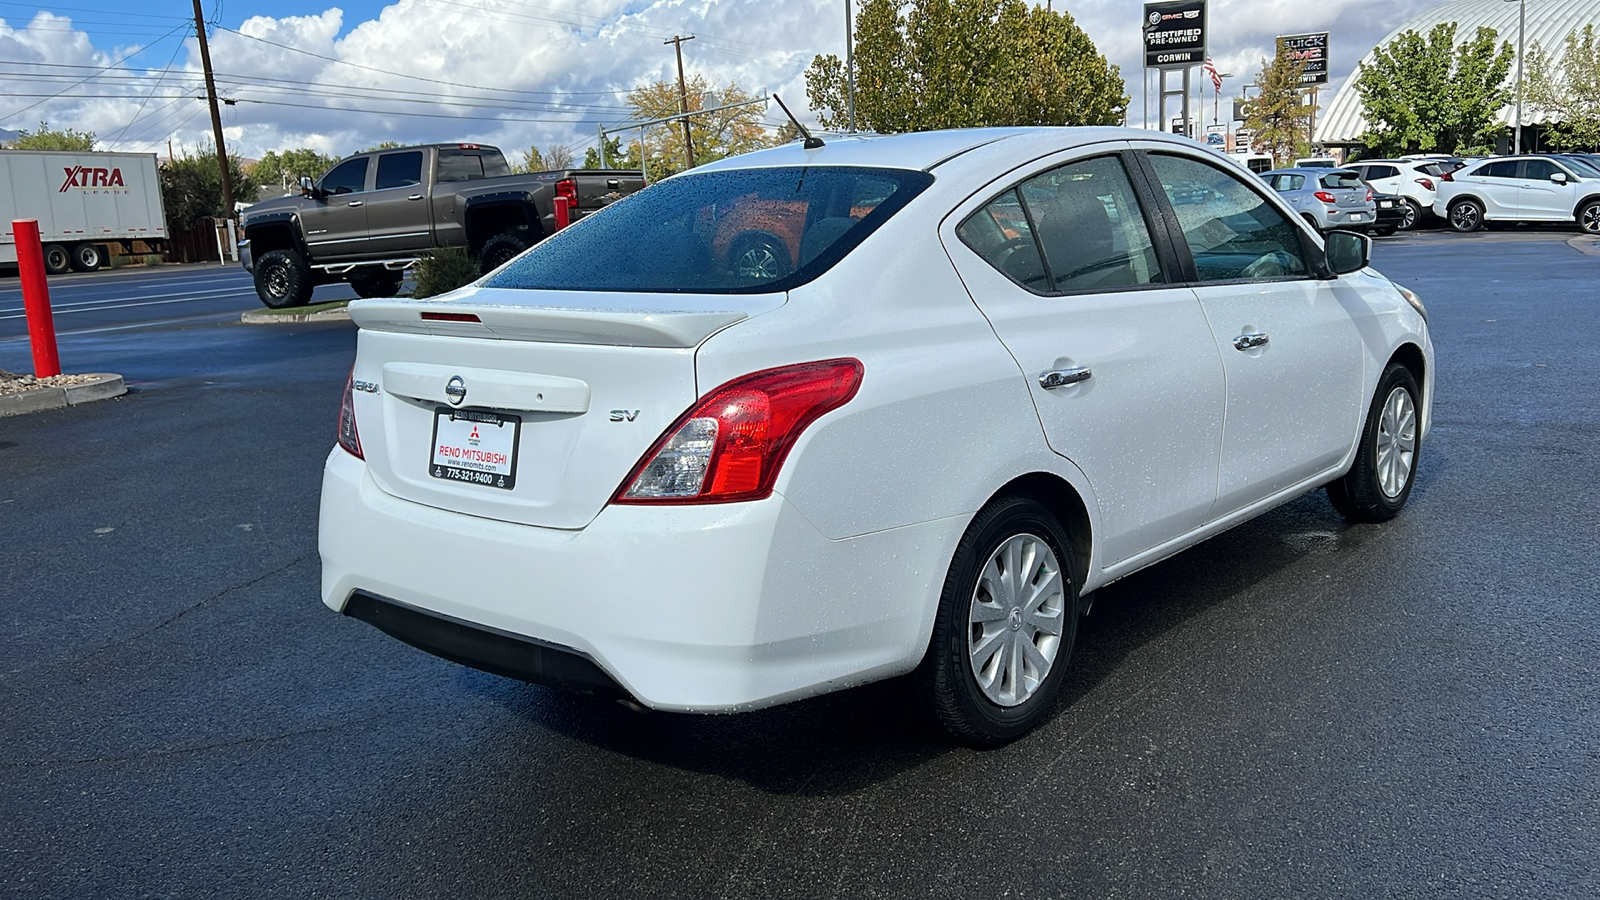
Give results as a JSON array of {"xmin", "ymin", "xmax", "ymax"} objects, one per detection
[{"xmin": 0, "ymin": 128, "xmax": 20, "ymax": 147}]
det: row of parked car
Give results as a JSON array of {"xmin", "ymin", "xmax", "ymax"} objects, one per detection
[{"xmin": 1246, "ymin": 152, "xmax": 1600, "ymax": 237}]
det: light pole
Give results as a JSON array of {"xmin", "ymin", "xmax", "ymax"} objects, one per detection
[{"xmin": 1504, "ymin": 0, "xmax": 1526, "ymax": 153}]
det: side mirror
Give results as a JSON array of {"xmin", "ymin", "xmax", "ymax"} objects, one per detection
[
  {"xmin": 299, "ymin": 175, "xmax": 317, "ymax": 199},
  {"xmin": 1325, "ymin": 229, "xmax": 1370, "ymax": 276},
  {"xmin": 1551, "ymin": 172, "xmax": 1569, "ymax": 185}
]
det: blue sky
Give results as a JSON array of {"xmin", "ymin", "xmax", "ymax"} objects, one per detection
[{"xmin": 0, "ymin": 0, "xmax": 1447, "ymax": 163}]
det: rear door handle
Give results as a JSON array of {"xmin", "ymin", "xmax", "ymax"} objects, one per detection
[
  {"xmin": 346, "ymin": 200, "xmax": 364, "ymax": 207},
  {"xmin": 1233, "ymin": 333, "xmax": 1269, "ymax": 351},
  {"xmin": 1039, "ymin": 367, "xmax": 1092, "ymax": 389}
]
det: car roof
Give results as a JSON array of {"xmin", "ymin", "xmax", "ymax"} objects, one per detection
[
  {"xmin": 1263, "ymin": 167, "xmax": 1359, "ymax": 177},
  {"xmin": 686, "ymin": 126, "xmax": 1216, "ymax": 175}
]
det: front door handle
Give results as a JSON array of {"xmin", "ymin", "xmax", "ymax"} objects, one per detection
[
  {"xmin": 1039, "ymin": 366, "xmax": 1092, "ymax": 390},
  {"xmin": 408, "ymin": 194, "xmax": 423, "ymax": 201},
  {"xmin": 346, "ymin": 200, "xmax": 364, "ymax": 208},
  {"xmin": 1233, "ymin": 333, "xmax": 1269, "ymax": 351}
]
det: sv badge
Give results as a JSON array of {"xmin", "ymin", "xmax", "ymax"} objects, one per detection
[{"xmin": 609, "ymin": 409, "xmax": 640, "ymax": 422}]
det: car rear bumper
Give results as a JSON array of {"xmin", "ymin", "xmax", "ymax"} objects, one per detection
[{"xmin": 318, "ymin": 448, "xmax": 958, "ymax": 711}]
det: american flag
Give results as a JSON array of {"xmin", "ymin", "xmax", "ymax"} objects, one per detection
[{"xmin": 1203, "ymin": 57, "xmax": 1223, "ymax": 93}]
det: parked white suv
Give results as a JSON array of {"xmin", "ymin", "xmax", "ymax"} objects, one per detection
[
  {"xmin": 1433, "ymin": 155, "xmax": 1600, "ymax": 233},
  {"xmin": 1345, "ymin": 159, "xmax": 1445, "ymax": 230}
]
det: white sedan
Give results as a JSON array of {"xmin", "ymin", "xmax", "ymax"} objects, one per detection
[{"xmin": 319, "ymin": 127, "xmax": 1433, "ymax": 745}]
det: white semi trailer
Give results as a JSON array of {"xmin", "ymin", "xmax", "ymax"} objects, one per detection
[{"xmin": 0, "ymin": 149, "xmax": 168, "ymax": 273}]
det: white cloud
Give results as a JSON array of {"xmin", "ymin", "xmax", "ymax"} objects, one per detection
[{"xmin": 2, "ymin": 0, "xmax": 1446, "ymax": 161}]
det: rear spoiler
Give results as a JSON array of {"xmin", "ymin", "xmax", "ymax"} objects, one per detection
[{"xmin": 348, "ymin": 296, "xmax": 756, "ymax": 349}]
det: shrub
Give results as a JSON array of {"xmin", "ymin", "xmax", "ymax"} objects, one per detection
[{"xmin": 409, "ymin": 248, "xmax": 480, "ymax": 299}]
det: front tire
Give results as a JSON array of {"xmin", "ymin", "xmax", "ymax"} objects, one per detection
[
  {"xmin": 1449, "ymin": 199, "xmax": 1484, "ymax": 233},
  {"xmin": 916, "ymin": 495, "xmax": 1079, "ymax": 746},
  {"xmin": 1398, "ymin": 198, "xmax": 1423, "ymax": 231},
  {"xmin": 69, "ymin": 242, "xmax": 103, "ymax": 272},
  {"xmin": 42, "ymin": 243, "xmax": 71, "ymax": 275},
  {"xmin": 1577, "ymin": 199, "xmax": 1600, "ymax": 235},
  {"xmin": 1327, "ymin": 362, "xmax": 1421, "ymax": 523},
  {"xmin": 253, "ymin": 249, "xmax": 314, "ymax": 309}
]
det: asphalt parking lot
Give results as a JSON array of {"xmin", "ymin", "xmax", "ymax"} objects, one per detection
[{"xmin": 1, "ymin": 229, "xmax": 1597, "ymax": 898}]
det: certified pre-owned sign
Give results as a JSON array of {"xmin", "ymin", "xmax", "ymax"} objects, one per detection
[
  {"xmin": 1278, "ymin": 32, "xmax": 1330, "ymax": 85},
  {"xmin": 1143, "ymin": 0, "xmax": 1206, "ymax": 69}
]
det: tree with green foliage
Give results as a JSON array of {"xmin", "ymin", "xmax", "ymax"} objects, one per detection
[
  {"xmin": 805, "ymin": 0, "xmax": 1125, "ymax": 133},
  {"xmin": 1355, "ymin": 22, "xmax": 1514, "ymax": 156},
  {"xmin": 1245, "ymin": 47, "xmax": 1317, "ymax": 166},
  {"xmin": 359, "ymin": 141, "xmax": 403, "ymax": 152},
  {"xmin": 7, "ymin": 121, "xmax": 95, "ymax": 151},
  {"xmin": 161, "ymin": 147, "xmax": 255, "ymax": 230},
  {"xmin": 623, "ymin": 76, "xmax": 774, "ymax": 178},
  {"xmin": 1525, "ymin": 25, "xmax": 1600, "ymax": 150},
  {"xmin": 581, "ymin": 135, "xmax": 635, "ymax": 170},
  {"xmin": 513, "ymin": 143, "xmax": 576, "ymax": 173},
  {"xmin": 250, "ymin": 148, "xmax": 340, "ymax": 193}
]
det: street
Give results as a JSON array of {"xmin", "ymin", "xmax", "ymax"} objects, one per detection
[{"xmin": 1, "ymin": 232, "xmax": 1597, "ymax": 898}]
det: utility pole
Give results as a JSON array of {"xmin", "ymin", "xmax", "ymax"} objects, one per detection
[
  {"xmin": 845, "ymin": 0, "xmax": 855, "ymax": 132},
  {"xmin": 190, "ymin": 0, "xmax": 233, "ymax": 221},
  {"xmin": 665, "ymin": 34, "xmax": 696, "ymax": 171}
]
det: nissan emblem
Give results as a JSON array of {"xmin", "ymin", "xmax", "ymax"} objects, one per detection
[{"xmin": 445, "ymin": 375, "xmax": 467, "ymax": 407}]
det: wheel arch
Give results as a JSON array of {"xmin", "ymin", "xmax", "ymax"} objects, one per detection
[
  {"xmin": 983, "ymin": 472, "xmax": 1092, "ymax": 603},
  {"xmin": 1570, "ymin": 193, "xmax": 1600, "ymax": 217},
  {"xmin": 463, "ymin": 198, "xmax": 541, "ymax": 256},
  {"xmin": 1386, "ymin": 341, "xmax": 1429, "ymax": 432},
  {"xmin": 244, "ymin": 220, "xmax": 303, "ymax": 257}
]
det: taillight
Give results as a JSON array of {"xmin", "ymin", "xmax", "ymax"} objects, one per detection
[
  {"xmin": 337, "ymin": 367, "xmax": 363, "ymax": 459},
  {"xmin": 1417, "ymin": 177, "xmax": 1435, "ymax": 190},
  {"xmin": 1440, "ymin": 171, "xmax": 1454, "ymax": 182},
  {"xmin": 1314, "ymin": 190, "xmax": 1338, "ymax": 204},
  {"xmin": 556, "ymin": 178, "xmax": 578, "ymax": 205},
  {"xmin": 1364, "ymin": 188, "xmax": 1374, "ymax": 202},
  {"xmin": 613, "ymin": 359, "xmax": 863, "ymax": 505}
]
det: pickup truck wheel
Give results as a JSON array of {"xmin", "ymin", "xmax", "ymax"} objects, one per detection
[
  {"xmin": 351, "ymin": 271, "xmax": 403, "ymax": 299},
  {"xmin": 479, "ymin": 233, "xmax": 529, "ymax": 274},
  {"xmin": 42, "ymin": 243, "xmax": 71, "ymax": 275},
  {"xmin": 254, "ymin": 249, "xmax": 314, "ymax": 309},
  {"xmin": 69, "ymin": 242, "xmax": 104, "ymax": 272}
]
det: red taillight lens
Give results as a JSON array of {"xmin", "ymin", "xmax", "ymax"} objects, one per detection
[
  {"xmin": 420, "ymin": 311, "xmax": 481, "ymax": 323},
  {"xmin": 1314, "ymin": 190, "xmax": 1338, "ymax": 204},
  {"xmin": 613, "ymin": 359, "xmax": 863, "ymax": 505},
  {"xmin": 1417, "ymin": 177, "xmax": 1435, "ymax": 190},
  {"xmin": 337, "ymin": 367, "xmax": 363, "ymax": 459},
  {"xmin": 1441, "ymin": 171, "xmax": 1454, "ymax": 182},
  {"xmin": 556, "ymin": 178, "xmax": 578, "ymax": 204},
  {"xmin": 1364, "ymin": 188, "xmax": 1374, "ymax": 202}
]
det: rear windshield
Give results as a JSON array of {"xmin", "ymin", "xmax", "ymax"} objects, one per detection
[
  {"xmin": 486, "ymin": 166, "xmax": 934, "ymax": 294},
  {"xmin": 1320, "ymin": 171, "xmax": 1364, "ymax": 190}
]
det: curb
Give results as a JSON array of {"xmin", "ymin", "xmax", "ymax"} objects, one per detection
[
  {"xmin": 1567, "ymin": 236, "xmax": 1600, "ymax": 257},
  {"xmin": 240, "ymin": 307, "xmax": 352, "ymax": 325},
  {"xmin": 0, "ymin": 373, "xmax": 127, "ymax": 418}
]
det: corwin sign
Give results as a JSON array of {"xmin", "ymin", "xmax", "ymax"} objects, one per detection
[
  {"xmin": 1143, "ymin": 0, "xmax": 1207, "ymax": 69},
  {"xmin": 1277, "ymin": 32, "xmax": 1329, "ymax": 85}
]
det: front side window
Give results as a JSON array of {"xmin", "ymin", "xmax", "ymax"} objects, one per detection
[
  {"xmin": 375, "ymin": 151, "xmax": 424, "ymax": 190},
  {"xmin": 486, "ymin": 166, "xmax": 933, "ymax": 293},
  {"xmin": 320, "ymin": 157, "xmax": 369, "ymax": 195},
  {"xmin": 1147, "ymin": 153, "xmax": 1310, "ymax": 282}
]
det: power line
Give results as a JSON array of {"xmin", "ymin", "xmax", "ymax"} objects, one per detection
[
  {"xmin": 0, "ymin": 20, "xmax": 187, "ymax": 123},
  {"xmin": 0, "ymin": 1, "xmax": 188, "ymax": 21},
  {"xmin": 109, "ymin": 22, "xmax": 191, "ymax": 147}
]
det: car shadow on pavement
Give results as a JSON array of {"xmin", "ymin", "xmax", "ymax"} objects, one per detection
[{"xmin": 467, "ymin": 490, "xmax": 1381, "ymax": 797}]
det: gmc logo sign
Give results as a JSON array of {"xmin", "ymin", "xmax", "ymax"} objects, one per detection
[{"xmin": 60, "ymin": 166, "xmax": 126, "ymax": 192}]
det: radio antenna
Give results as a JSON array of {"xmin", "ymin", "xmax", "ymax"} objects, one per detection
[{"xmin": 772, "ymin": 94, "xmax": 825, "ymax": 149}]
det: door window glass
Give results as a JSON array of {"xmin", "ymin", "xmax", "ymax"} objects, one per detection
[
  {"xmin": 1017, "ymin": 155, "xmax": 1164, "ymax": 291},
  {"xmin": 957, "ymin": 189, "xmax": 1048, "ymax": 290},
  {"xmin": 375, "ymin": 151, "xmax": 424, "ymax": 190},
  {"xmin": 1521, "ymin": 159, "xmax": 1560, "ymax": 181},
  {"xmin": 320, "ymin": 158, "xmax": 369, "ymax": 195},
  {"xmin": 1147, "ymin": 153, "xmax": 1309, "ymax": 282},
  {"xmin": 1479, "ymin": 160, "xmax": 1518, "ymax": 178}
]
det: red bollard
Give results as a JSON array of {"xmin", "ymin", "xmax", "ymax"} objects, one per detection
[
  {"xmin": 553, "ymin": 195, "xmax": 570, "ymax": 231},
  {"xmin": 13, "ymin": 219, "xmax": 61, "ymax": 378}
]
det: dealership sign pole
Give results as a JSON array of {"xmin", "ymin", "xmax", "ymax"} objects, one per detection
[{"xmin": 1143, "ymin": 1, "xmax": 1207, "ymax": 138}]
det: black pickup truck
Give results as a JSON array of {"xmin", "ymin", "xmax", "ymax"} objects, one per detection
[{"xmin": 238, "ymin": 143, "xmax": 643, "ymax": 307}]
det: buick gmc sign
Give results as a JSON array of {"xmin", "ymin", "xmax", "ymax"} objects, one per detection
[{"xmin": 1143, "ymin": 0, "xmax": 1207, "ymax": 69}]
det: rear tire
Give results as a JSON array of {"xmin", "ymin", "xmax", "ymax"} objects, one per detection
[
  {"xmin": 1398, "ymin": 198, "xmax": 1423, "ymax": 231},
  {"xmin": 1327, "ymin": 362, "xmax": 1421, "ymax": 523},
  {"xmin": 1449, "ymin": 199, "xmax": 1484, "ymax": 233},
  {"xmin": 42, "ymin": 243, "xmax": 71, "ymax": 275},
  {"xmin": 916, "ymin": 494, "xmax": 1079, "ymax": 747},
  {"xmin": 478, "ymin": 232, "xmax": 530, "ymax": 275},
  {"xmin": 69, "ymin": 242, "xmax": 104, "ymax": 272},
  {"xmin": 253, "ymin": 249, "xmax": 314, "ymax": 309},
  {"xmin": 1578, "ymin": 199, "xmax": 1600, "ymax": 235}
]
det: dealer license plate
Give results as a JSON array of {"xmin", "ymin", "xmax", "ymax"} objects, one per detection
[
  {"xmin": 429, "ymin": 407, "xmax": 520, "ymax": 490},
  {"xmin": 1379, "ymin": 200, "xmax": 1395, "ymax": 208}
]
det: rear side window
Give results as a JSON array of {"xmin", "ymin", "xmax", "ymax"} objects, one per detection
[
  {"xmin": 1147, "ymin": 153, "xmax": 1309, "ymax": 282},
  {"xmin": 1479, "ymin": 160, "xmax": 1518, "ymax": 178},
  {"xmin": 375, "ymin": 151, "xmax": 424, "ymax": 190},
  {"xmin": 958, "ymin": 189, "xmax": 1047, "ymax": 290},
  {"xmin": 486, "ymin": 166, "xmax": 933, "ymax": 294},
  {"xmin": 1016, "ymin": 155, "xmax": 1164, "ymax": 292}
]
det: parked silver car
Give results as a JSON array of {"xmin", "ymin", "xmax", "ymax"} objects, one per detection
[{"xmin": 1261, "ymin": 168, "xmax": 1376, "ymax": 232}]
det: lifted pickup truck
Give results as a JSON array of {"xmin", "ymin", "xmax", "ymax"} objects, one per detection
[{"xmin": 238, "ymin": 143, "xmax": 642, "ymax": 308}]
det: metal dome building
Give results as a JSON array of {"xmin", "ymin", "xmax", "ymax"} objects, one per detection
[{"xmin": 1317, "ymin": 0, "xmax": 1600, "ymax": 147}]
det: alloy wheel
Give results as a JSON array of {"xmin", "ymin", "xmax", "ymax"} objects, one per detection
[
  {"xmin": 1451, "ymin": 202, "xmax": 1480, "ymax": 231},
  {"xmin": 735, "ymin": 243, "xmax": 785, "ymax": 279},
  {"xmin": 1375, "ymin": 386, "xmax": 1417, "ymax": 498},
  {"xmin": 1581, "ymin": 203, "xmax": 1600, "ymax": 235},
  {"xmin": 967, "ymin": 533, "xmax": 1066, "ymax": 707}
]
